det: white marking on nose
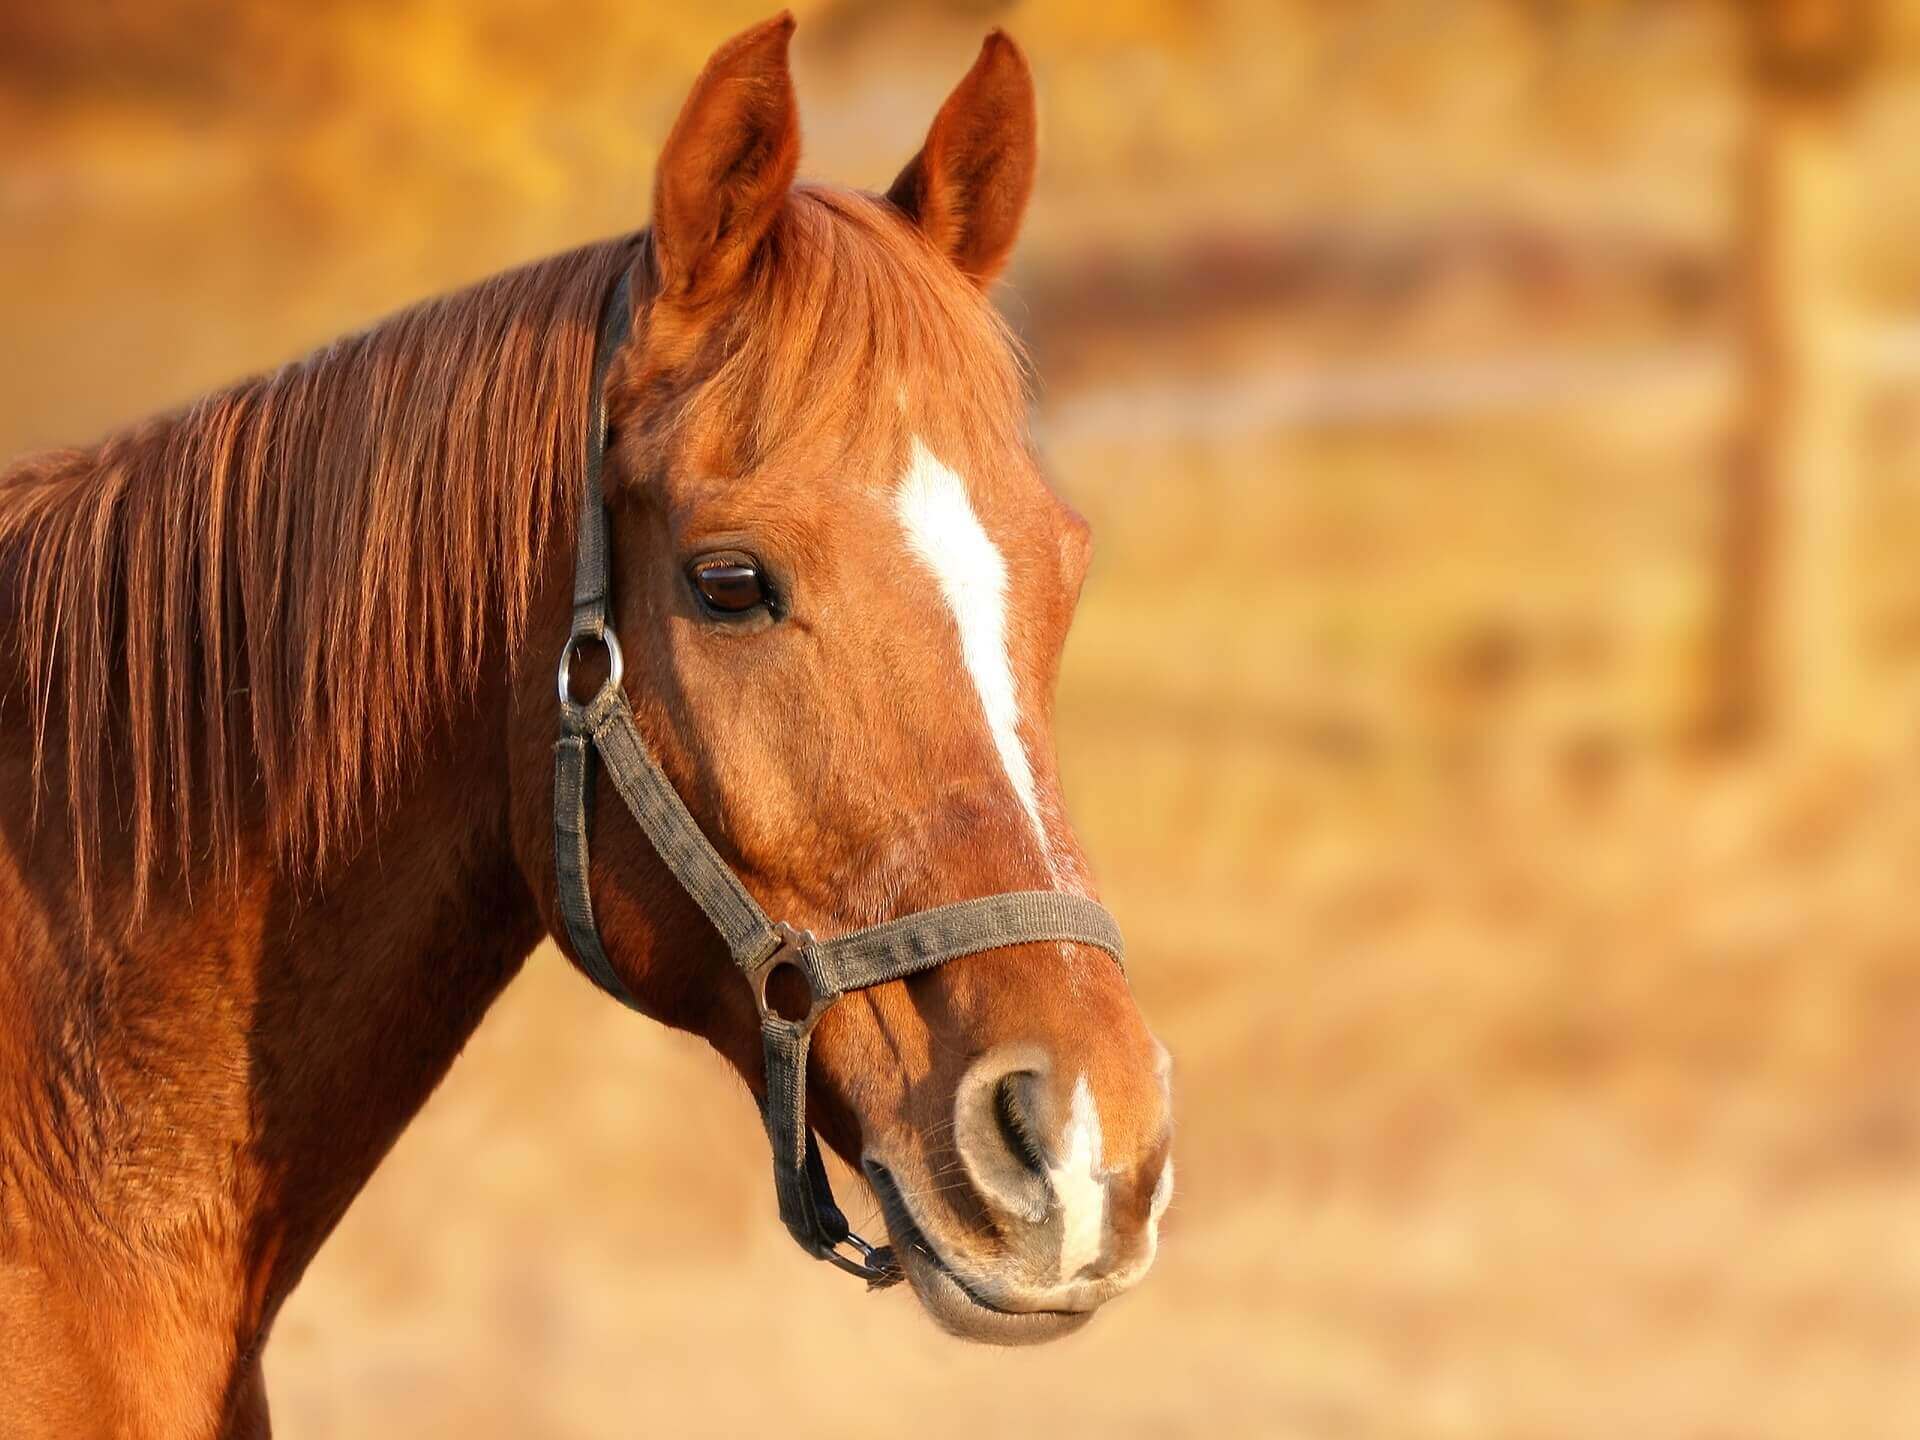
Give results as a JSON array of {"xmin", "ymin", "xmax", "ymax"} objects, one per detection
[
  {"xmin": 1048, "ymin": 1075, "xmax": 1108, "ymax": 1282},
  {"xmin": 1150, "ymin": 1157, "xmax": 1175, "ymax": 1221},
  {"xmin": 893, "ymin": 436, "xmax": 1052, "ymax": 865}
]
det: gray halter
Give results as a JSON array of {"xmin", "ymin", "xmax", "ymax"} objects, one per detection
[{"xmin": 552, "ymin": 267, "xmax": 1125, "ymax": 1284}]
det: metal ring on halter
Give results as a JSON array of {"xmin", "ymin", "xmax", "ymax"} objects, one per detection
[
  {"xmin": 557, "ymin": 627, "xmax": 624, "ymax": 711},
  {"xmin": 745, "ymin": 922, "xmax": 834, "ymax": 1035},
  {"xmin": 824, "ymin": 1230, "xmax": 901, "ymax": 1287}
]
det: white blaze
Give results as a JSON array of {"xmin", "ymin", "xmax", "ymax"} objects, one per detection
[{"xmin": 893, "ymin": 436, "xmax": 1051, "ymax": 863}]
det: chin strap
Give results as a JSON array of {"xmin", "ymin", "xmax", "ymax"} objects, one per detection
[{"xmin": 552, "ymin": 267, "xmax": 1126, "ymax": 1284}]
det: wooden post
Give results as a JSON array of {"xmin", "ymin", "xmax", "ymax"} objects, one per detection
[{"xmin": 1718, "ymin": 0, "xmax": 1874, "ymax": 746}]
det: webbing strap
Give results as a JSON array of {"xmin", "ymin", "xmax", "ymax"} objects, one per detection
[
  {"xmin": 552, "ymin": 265, "xmax": 644, "ymax": 1007},
  {"xmin": 553, "ymin": 732, "xmax": 633, "ymax": 1005},
  {"xmin": 762, "ymin": 1021, "xmax": 850, "ymax": 1253},
  {"xmin": 551, "ymin": 265, "xmax": 1127, "ymax": 1280},
  {"xmin": 808, "ymin": 890, "xmax": 1123, "ymax": 995},
  {"xmin": 572, "ymin": 684, "xmax": 774, "ymax": 965},
  {"xmin": 568, "ymin": 270, "xmax": 633, "ymax": 642}
]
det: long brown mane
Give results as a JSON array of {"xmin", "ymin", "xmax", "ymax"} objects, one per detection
[
  {"xmin": 0, "ymin": 188, "xmax": 1024, "ymax": 919},
  {"xmin": 0, "ymin": 237, "xmax": 630, "ymax": 913}
]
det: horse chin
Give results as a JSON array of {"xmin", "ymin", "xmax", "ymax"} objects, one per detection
[
  {"xmin": 865, "ymin": 1161, "xmax": 1093, "ymax": 1347},
  {"xmin": 894, "ymin": 1238, "xmax": 1094, "ymax": 1346}
]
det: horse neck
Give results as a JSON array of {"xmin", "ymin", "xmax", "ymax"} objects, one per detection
[
  {"xmin": 0, "ymin": 647, "xmax": 544, "ymax": 1338},
  {"xmin": 228, "ymin": 685, "xmax": 544, "ymax": 1296}
]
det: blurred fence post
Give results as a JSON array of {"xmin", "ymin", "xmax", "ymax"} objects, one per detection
[{"xmin": 1719, "ymin": 0, "xmax": 1874, "ymax": 746}]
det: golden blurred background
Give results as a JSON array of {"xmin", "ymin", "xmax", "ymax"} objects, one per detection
[{"xmin": 6, "ymin": 1, "xmax": 1920, "ymax": 1435}]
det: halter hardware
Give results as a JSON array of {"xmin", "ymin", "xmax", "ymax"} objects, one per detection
[
  {"xmin": 549, "ymin": 261, "xmax": 1125, "ymax": 1286},
  {"xmin": 821, "ymin": 1228, "xmax": 897, "ymax": 1285},
  {"xmin": 556, "ymin": 627, "xmax": 623, "ymax": 713},
  {"xmin": 746, "ymin": 922, "xmax": 834, "ymax": 1034}
]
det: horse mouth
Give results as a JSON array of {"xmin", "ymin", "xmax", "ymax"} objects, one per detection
[{"xmin": 862, "ymin": 1160, "xmax": 1093, "ymax": 1347}]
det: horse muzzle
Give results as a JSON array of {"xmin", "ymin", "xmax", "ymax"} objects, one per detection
[{"xmin": 861, "ymin": 1042, "xmax": 1174, "ymax": 1346}]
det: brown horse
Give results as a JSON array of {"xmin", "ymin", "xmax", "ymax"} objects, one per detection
[{"xmin": 0, "ymin": 15, "xmax": 1172, "ymax": 1436}]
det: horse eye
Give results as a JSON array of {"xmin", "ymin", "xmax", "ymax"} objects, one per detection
[{"xmin": 689, "ymin": 555, "xmax": 766, "ymax": 614}]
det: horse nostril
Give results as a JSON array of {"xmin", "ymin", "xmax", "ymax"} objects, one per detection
[
  {"xmin": 953, "ymin": 1048, "xmax": 1055, "ymax": 1225},
  {"xmin": 993, "ymin": 1072, "xmax": 1049, "ymax": 1178}
]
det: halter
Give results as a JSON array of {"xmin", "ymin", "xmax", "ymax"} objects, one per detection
[{"xmin": 551, "ymin": 268, "xmax": 1126, "ymax": 1284}]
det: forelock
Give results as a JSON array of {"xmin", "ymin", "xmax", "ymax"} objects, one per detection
[{"xmin": 697, "ymin": 186, "xmax": 1031, "ymax": 475}]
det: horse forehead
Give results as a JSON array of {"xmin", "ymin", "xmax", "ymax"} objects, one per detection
[
  {"xmin": 888, "ymin": 429, "xmax": 1061, "ymax": 548},
  {"xmin": 886, "ymin": 436, "xmax": 1062, "ymax": 596}
]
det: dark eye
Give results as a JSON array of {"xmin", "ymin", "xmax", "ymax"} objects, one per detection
[{"xmin": 689, "ymin": 553, "xmax": 768, "ymax": 615}]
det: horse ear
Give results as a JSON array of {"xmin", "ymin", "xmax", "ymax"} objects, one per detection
[
  {"xmin": 651, "ymin": 13, "xmax": 800, "ymax": 304},
  {"xmin": 886, "ymin": 30, "xmax": 1038, "ymax": 288}
]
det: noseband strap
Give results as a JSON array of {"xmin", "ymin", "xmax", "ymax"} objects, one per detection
[{"xmin": 552, "ymin": 269, "xmax": 1126, "ymax": 1285}]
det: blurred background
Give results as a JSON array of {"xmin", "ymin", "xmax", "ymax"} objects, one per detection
[{"xmin": 4, "ymin": 1, "xmax": 1919, "ymax": 1435}]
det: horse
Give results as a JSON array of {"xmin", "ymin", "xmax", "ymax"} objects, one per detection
[{"xmin": 0, "ymin": 15, "xmax": 1173, "ymax": 1435}]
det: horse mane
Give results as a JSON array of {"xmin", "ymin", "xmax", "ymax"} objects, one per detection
[
  {"xmin": 0, "ymin": 186, "xmax": 1028, "ymax": 921},
  {"xmin": 0, "ymin": 235, "xmax": 632, "ymax": 914}
]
